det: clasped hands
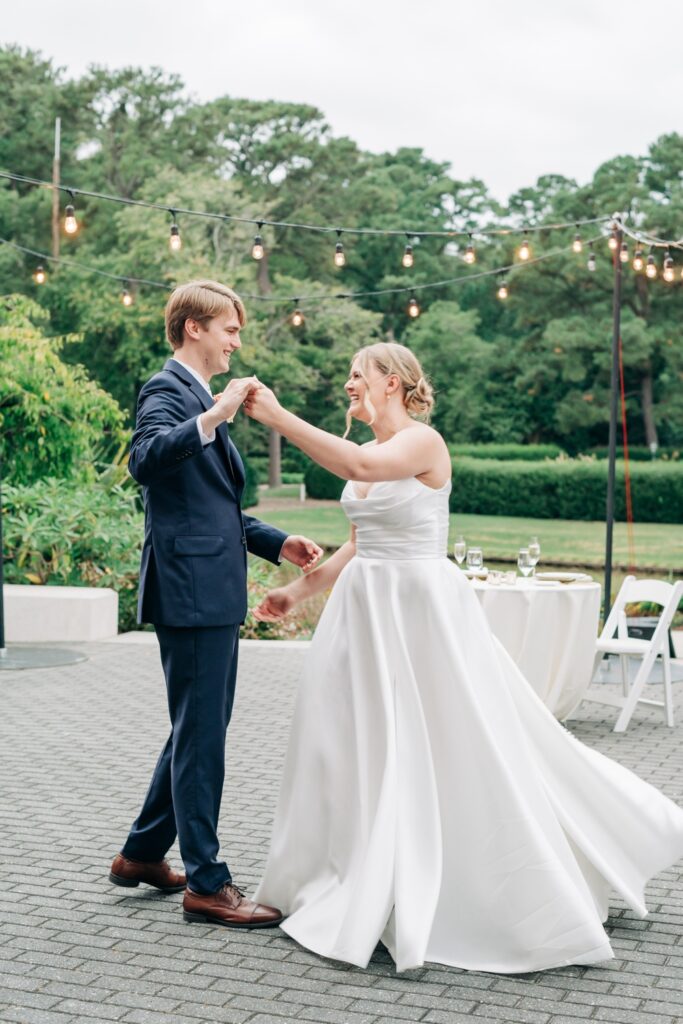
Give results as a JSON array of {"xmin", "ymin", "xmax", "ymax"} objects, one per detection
[{"xmin": 210, "ymin": 376, "xmax": 281, "ymax": 428}]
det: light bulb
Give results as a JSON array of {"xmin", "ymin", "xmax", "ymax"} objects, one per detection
[
  {"xmin": 64, "ymin": 203, "xmax": 78, "ymax": 235},
  {"xmin": 252, "ymin": 234, "xmax": 264, "ymax": 260},
  {"xmin": 632, "ymin": 248, "xmax": 644, "ymax": 272},
  {"xmin": 402, "ymin": 243, "xmax": 414, "ymax": 268},
  {"xmin": 497, "ymin": 280, "xmax": 509, "ymax": 300},
  {"xmin": 572, "ymin": 232, "xmax": 582, "ymax": 254},
  {"xmin": 121, "ymin": 289, "xmax": 133, "ymax": 306},
  {"xmin": 587, "ymin": 252, "xmax": 596, "ymax": 272},
  {"xmin": 407, "ymin": 296, "xmax": 420, "ymax": 318},
  {"xmin": 663, "ymin": 253, "xmax": 675, "ymax": 282},
  {"xmin": 646, "ymin": 252, "xmax": 657, "ymax": 279},
  {"xmin": 619, "ymin": 242, "xmax": 629, "ymax": 263},
  {"xmin": 291, "ymin": 308, "xmax": 305, "ymax": 327},
  {"xmin": 463, "ymin": 235, "xmax": 476, "ymax": 264},
  {"xmin": 169, "ymin": 223, "xmax": 182, "ymax": 251},
  {"xmin": 608, "ymin": 225, "xmax": 618, "ymax": 251},
  {"xmin": 33, "ymin": 265, "xmax": 46, "ymax": 284},
  {"xmin": 334, "ymin": 240, "xmax": 346, "ymax": 268},
  {"xmin": 518, "ymin": 234, "xmax": 531, "ymax": 261}
]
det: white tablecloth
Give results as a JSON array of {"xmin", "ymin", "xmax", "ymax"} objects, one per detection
[{"xmin": 471, "ymin": 578, "xmax": 601, "ymax": 719}]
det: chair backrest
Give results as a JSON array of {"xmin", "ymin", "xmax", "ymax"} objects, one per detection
[{"xmin": 600, "ymin": 575, "xmax": 683, "ymax": 643}]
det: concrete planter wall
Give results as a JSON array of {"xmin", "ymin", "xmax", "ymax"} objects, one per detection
[{"xmin": 2, "ymin": 585, "xmax": 118, "ymax": 642}]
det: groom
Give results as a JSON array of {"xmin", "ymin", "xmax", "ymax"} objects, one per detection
[{"xmin": 109, "ymin": 280, "xmax": 322, "ymax": 928}]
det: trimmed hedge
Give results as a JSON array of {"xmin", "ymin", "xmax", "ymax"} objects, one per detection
[
  {"xmin": 451, "ymin": 458, "xmax": 683, "ymax": 524},
  {"xmin": 449, "ymin": 443, "xmax": 564, "ymax": 461},
  {"xmin": 241, "ymin": 455, "xmax": 260, "ymax": 509},
  {"xmin": 304, "ymin": 462, "xmax": 345, "ymax": 500},
  {"xmin": 588, "ymin": 446, "xmax": 681, "ymax": 462}
]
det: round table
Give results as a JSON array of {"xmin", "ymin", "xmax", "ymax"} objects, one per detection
[{"xmin": 471, "ymin": 577, "xmax": 601, "ymax": 720}]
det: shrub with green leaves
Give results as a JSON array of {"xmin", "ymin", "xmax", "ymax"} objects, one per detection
[
  {"xmin": 304, "ymin": 462, "xmax": 345, "ymax": 500},
  {"xmin": 449, "ymin": 443, "xmax": 564, "ymax": 461},
  {"xmin": 451, "ymin": 458, "xmax": 683, "ymax": 524},
  {"xmin": 2, "ymin": 475, "xmax": 143, "ymax": 630},
  {"xmin": 0, "ymin": 295, "xmax": 126, "ymax": 485}
]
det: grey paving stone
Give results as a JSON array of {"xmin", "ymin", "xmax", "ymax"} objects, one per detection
[{"xmin": 1, "ymin": 641, "xmax": 682, "ymax": 1024}]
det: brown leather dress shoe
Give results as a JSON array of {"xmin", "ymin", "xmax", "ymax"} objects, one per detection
[
  {"xmin": 183, "ymin": 883, "xmax": 283, "ymax": 928},
  {"xmin": 109, "ymin": 853, "xmax": 186, "ymax": 893}
]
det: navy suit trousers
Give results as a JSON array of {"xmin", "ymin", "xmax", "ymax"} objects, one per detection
[{"xmin": 121, "ymin": 624, "xmax": 239, "ymax": 894}]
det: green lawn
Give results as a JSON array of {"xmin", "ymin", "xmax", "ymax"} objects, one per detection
[{"xmin": 250, "ymin": 495, "xmax": 683, "ymax": 572}]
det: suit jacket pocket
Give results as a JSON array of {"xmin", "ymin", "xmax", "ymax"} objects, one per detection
[{"xmin": 173, "ymin": 535, "xmax": 226, "ymax": 556}]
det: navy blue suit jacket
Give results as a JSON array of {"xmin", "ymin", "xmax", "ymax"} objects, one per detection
[{"xmin": 129, "ymin": 359, "xmax": 288, "ymax": 627}]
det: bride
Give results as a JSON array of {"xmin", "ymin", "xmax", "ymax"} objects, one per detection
[{"xmin": 243, "ymin": 342, "xmax": 683, "ymax": 974}]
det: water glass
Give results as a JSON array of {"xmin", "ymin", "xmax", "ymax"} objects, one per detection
[
  {"xmin": 466, "ymin": 547, "xmax": 483, "ymax": 572},
  {"xmin": 518, "ymin": 548, "xmax": 533, "ymax": 577},
  {"xmin": 454, "ymin": 535, "xmax": 467, "ymax": 565}
]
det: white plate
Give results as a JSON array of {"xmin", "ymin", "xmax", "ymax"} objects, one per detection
[{"xmin": 535, "ymin": 571, "xmax": 592, "ymax": 583}]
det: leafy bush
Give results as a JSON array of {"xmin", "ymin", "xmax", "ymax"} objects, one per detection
[
  {"xmin": 304, "ymin": 462, "xmax": 345, "ymax": 500},
  {"xmin": 449, "ymin": 443, "xmax": 564, "ymax": 461},
  {"xmin": 2, "ymin": 475, "xmax": 143, "ymax": 631},
  {"xmin": 241, "ymin": 454, "xmax": 259, "ymax": 509},
  {"xmin": 0, "ymin": 295, "xmax": 126, "ymax": 485},
  {"xmin": 241, "ymin": 558, "xmax": 317, "ymax": 640},
  {"xmin": 588, "ymin": 446, "xmax": 681, "ymax": 462},
  {"xmin": 450, "ymin": 458, "xmax": 683, "ymax": 524}
]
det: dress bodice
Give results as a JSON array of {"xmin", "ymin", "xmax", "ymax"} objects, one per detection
[{"xmin": 341, "ymin": 477, "xmax": 451, "ymax": 560}]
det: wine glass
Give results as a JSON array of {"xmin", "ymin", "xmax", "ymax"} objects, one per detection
[
  {"xmin": 528, "ymin": 536, "xmax": 541, "ymax": 573},
  {"xmin": 466, "ymin": 547, "xmax": 483, "ymax": 572},
  {"xmin": 454, "ymin": 535, "xmax": 467, "ymax": 565},
  {"xmin": 518, "ymin": 548, "xmax": 533, "ymax": 578}
]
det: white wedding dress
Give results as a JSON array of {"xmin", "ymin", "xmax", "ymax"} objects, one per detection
[{"xmin": 255, "ymin": 477, "xmax": 683, "ymax": 974}]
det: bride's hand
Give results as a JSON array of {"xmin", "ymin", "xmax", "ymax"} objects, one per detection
[
  {"xmin": 252, "ymin": 587, "xmax": 296, "ymax": 622},
  {"xmin": 243, "ymin": 383, "xmax": 282, "ymax": 427}
]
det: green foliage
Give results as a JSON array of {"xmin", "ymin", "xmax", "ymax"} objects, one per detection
[
  {"xmin": 449, "ymin": 443, "xmax": 564, "ymax": 460},
  {"xmin": 241, "ymin": 454, "xmax": 259, "ymax": 509},
  {"xmin": 450, "ymin": 458, "xmax": 683, "ymax": 524},
  {"xmin": 0, "ymin": 295, "xmax": 126, "ymax": 484},
  {"xmin": 304, "ymin": 462, "xmax": 345, "ymax": 500},
  {"xmin": 2, "ymin": 475, "xmax": 143, "ymax": 630}
]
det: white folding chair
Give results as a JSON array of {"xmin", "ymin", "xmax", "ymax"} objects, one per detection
[{"xmin": 581, "ymin": 575, "xmax": 683, "ymax": 732}]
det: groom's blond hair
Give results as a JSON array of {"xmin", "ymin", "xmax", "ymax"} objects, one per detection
[{"xmin": 165, "ymin": 280, "xmax": 247, "ymax": 349}]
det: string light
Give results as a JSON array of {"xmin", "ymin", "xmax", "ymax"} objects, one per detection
[
  {"xmin": 463, "ymin": 234, "xmax": 476, "ymax": 264},
  {"xmin": 402, "ymin": 238, "xmax": 414, "ymax": 268},
  {"xmin": 608, "ymin": 224, "xmax": 618, "ymax": 251},
  {"xmin": 619, "ymin": 241, "xmax": 629, "ymax": 264},
  {"xmin": 518, "ymin": 233, "xmax": 531, "ymax": 261},
  {"xmin": 291, "ymin": 306, "xmax": 305, "ymax": 327},
  {"xmin": 632, "ymin": 247, "xmax": 644, "ymax": 272},
  {"xmin": 646, "ymin": 248, "xmax": 657, "ymax": 279},
  {"xmin": 587, "ymin": 251, "xmax": 596, "ymax": 272},
  {"xmin": 572, "ymin": 231, "xmax": 582, "ymax": 254},
  {"xmin": 497, "ymin": 278, "xmax": 509, "ymax": 300},
  {"xmin": 663, "ymin": 251, "xmax": 675, "ymax": 283},
  {"xmin": 121, "ymin": 287, "xmax": 133, "ymax": 306},
  {"xmin": 64, "ymin": 192, "xmax": 78, "ymax": 235},
  {"xmin": 32, "ymin": 264, "xmax": 46, "ymax": 284},
  {"xmin": 252, "ymin": 223, "xmax": 264, "ymax": 261},
  {"xmin": 407, "ymin": 295, "xmax": 420, "ymax": 318},
  {"xmin": 169, "ymin": 212, "xmax": 182, "ymax": 252},
  {"xmin": 334, "ymin": 230, "xmax": 346, "ymax": 268}
]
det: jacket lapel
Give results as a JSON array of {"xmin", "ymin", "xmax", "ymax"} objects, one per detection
[{"xmin": 163, "ymin": 359, "xmax": 238, "ymax": 484}]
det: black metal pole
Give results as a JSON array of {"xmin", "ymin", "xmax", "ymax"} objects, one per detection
[
  {"xmin": 0, "ymin": 455, "xmax": 5, "ymax": 654},
  {"xmin": 604, "ymin": 225, "xmax": 623, "ymax": 617}
]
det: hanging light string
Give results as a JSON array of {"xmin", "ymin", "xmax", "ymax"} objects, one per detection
[
  {"xmin": 0, "ymin": 233, "xmax": 604, "ymax": 307},
  {"xmin": 0, "ymin": 169, "xmax": 612, "ymax": 241},
  {"xmin": 614, "ymin": 216, "xmax": 683, "ymax": 252}
]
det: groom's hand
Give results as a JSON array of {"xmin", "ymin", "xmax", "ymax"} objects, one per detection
[
  {"xmin": 201, "ymin": 377, "xmax": 260, "ymax": 434},
  {"xmin": 281, "ymin": 534, "xmax": 323, "ymax": 572}
]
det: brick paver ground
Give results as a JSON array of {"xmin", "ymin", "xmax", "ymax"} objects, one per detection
[{"xmin": 1, "ymin": 637, "xmax": 682, "ymax": 1024}]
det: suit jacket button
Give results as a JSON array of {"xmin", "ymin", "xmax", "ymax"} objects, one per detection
[{"xmin": 241, "ymin": 536, "xmax": 247, "ymax": 545}]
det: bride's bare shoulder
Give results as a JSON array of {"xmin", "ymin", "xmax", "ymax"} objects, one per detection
[{"xmin": 403, "ymin": 422, "xmax": 448, "ymax": 449}]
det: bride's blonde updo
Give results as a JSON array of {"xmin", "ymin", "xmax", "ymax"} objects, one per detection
[{"xmin": 344, "ymin": 342, "xmax": 434, "ymax": 436}]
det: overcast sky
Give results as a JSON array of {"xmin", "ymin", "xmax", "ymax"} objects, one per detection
[{"xmin": 3, "ymin": 0, "xmax": 682, "ymax": 201}]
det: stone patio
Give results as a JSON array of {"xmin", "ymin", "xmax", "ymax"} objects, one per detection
[{"xmin": 0, "ymin": 637, "xmax": 682, "ymax": 1024}]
